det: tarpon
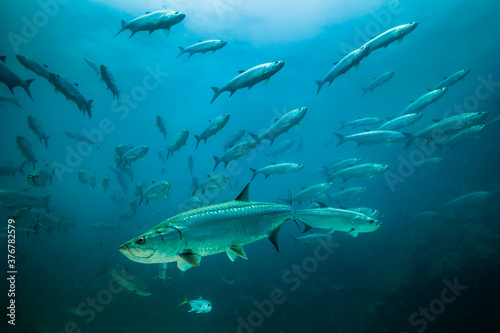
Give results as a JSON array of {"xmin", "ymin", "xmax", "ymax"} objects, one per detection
[
  {"xmin": 429, "ymin": 69, "xmax": 470, "ymax": 91},
  {"xmin": 250, "ymin": 162, "xmax": 304, "ymax": 181},
  {"xmin": 361, "ymin": 71, "xmax": 395, "ymax": 96},
  {"xmin": 114, "ymin": 10, "xmax": 185, "ymax": 38},
  {"xmin": 398, "ymin": 88, "xmax": 448, "ymax": 117},
  {"xmin": 78, "ymin": 168, "xmax": 96, "ymax": 188},
  {"xmin": 64, "ymin": 130, "xmax": 100, "ymax": 149},
  {"xmin": 295, "ymin": 202, "xmax": 382, "ymax": 237},
  {"xmin": 292, "ymin": 183, "xmax": 334, "ymax": 206},
  {"xmin": 27, "ymin": 164, "xmax": 54, "ymax": 187},
  {"xmin": 194, "ymin": 114, "xmax": 230, "ymax": 149},
  {"xmin": 177, "ymin": 40, "xmax": 227, "ymax": 58},
  {"xmin": 0, "ymin": 95, "xmax": 22, "ymax": 108},
  {"xmin": 119, "ymin": 184, "xmax": 294, "ymax": 270},
  {"xmin": 223, "ymin": 129, "xmax": 245, "ymax": 151},
  {"xmin": 327, "ymin": 163, "xmax": 390, "ymax": 183},
  {"xmin": 213, "ymin": 140, "xmax": 257, "ymax": 171},
  {"xmin": 327, "ymin": 187, "xmax": 367, "ymax": 205},
  {"xmin": 100, "ymin": 65, "xmax": 120, "ymax": 102},
  {"xmin": 436, "ymin": 124, "xmax": 485, "ymax": 149},
  {"xmin": 316, "ymin": 45, "xmax": 370, "ymax": 94},
  {"xmin": 48, "ymin": 73, "xmax": 93, "ymax": 118},
  {"xmin": 167, "ymin": 129, "xmax": 189, "ymax": 159},
  {"xmin": 97, "ymin": 258, "xmax": 152, "ymax": 296},
  {"xmin": 156, "ymin": 116, "xmax": 167, "ymax": 139},
  {"xmin": 139, "ymin": 181, "xmax": 171, "ymax": 206},
  {"xmin": 339, "ymin": 117, "xmax": 383, "ymax": 130},
  {"xmin": 210, "ymin": 61, "xmax": 285, "ymax": 104},
  {"xmin": 250, "ymin": 107, "xmax": 307, "ymax": 145},
  {"xmin": 406, "ymin": 112, "xmax": 488, "ymax": 147},
  {"xmin": 27, "ymin": 116, "xmax": 50, "ymax": 148},
  {"xmin": 376, "ymin": 113, "xmax": 423, "ymax": 131},
  {"xmin": 191, "ymin": 175, "xmax": 230, "ymax": 195},
  {"xmin": 118, "ymin": 146, "xmax": 149, "ymax": 166},
  {"xmin": 266, "ymin": 139, "xmax": 295, "ymax": 158},
  {"xmin": 0, "ymin": 56, "xmax": 35, "ymax": 101},
  {"xmin": 362, "ymin": 22, "xmax": 419, "ymax": 54},
  {"xmin": 16, "ymin": 135, "xmax": 37, "ymax": 168},
  {"xmin": 16, "ymin": 55, "xmax": 51, "ymax": 83},
  {"xmin": 84, "ymin": 58, "xmax": 100, "ymax": 75},
  {"xmin": 335, "ymin": 130, "xmax": 410, "ymax": 147},
  {"xmin": 0, "ymin": 161, "xmax": 26, "ymax": 178},
  {"xmin": 445, "ymin": 191, "xmax": 492, "ymax": 206}
]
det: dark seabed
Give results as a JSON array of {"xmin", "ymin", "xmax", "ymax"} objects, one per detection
[{"xmin": 1, "ymin": 0, "xmax": 500, "ymax": 332}]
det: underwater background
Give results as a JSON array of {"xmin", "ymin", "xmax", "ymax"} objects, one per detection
[{"xmin": 1, "ymin": 0, "xmax": 500, "ymax": 332}]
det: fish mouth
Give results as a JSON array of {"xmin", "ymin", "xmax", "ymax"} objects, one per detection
[{"xmin": 118, "ymin": 244, "xmax": 155, "ymax": 259}]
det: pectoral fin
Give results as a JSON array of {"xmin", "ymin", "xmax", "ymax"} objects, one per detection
[
  {"xmin": 164, "ymin": 28, "xmax": 170, "ymax": 36},
  {"xmin": 347, "ymin": 228, "xmax": 358, "ymax": 238},
  {"xmin": 227, "ymin": 245, "xmax": 248, "ymax": 261},
  {"xmin": 179, "ymin": 250, "xmax": 201, "ymax": 267},
  {"xmin": 177, "ymin": 261, "xmax": 192, "ymax": 271}
]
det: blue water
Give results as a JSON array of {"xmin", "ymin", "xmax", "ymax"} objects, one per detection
[{"xmin": 1, "ymin": 0, "xmax": 500, "ymax": 332}]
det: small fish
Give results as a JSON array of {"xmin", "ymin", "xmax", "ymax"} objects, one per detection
[
  {"xmin": 339, "ymin": 117, "xmax": 383, "ymax": 130},
  {"xmin": 177, "ymin": 40, "xmax": 227, "ymax": 58},
  {"xmin": 118, "ymin": 145, "xmax": 149, "ymax": 166},
  {"xmin": 191, "ymin": 174, "xmax": 230, "ymax": 195},
  {"xmin": 335, "ymin": 131, "xmax": 410, "ymax": 147},
  {"xmin": 114, "ymin": 10, "xmax": 186, "ymax": 38},
  {"xmin": 210, "ymin": 61, "xmax": 285, "ymax": 104},
  {"xmin": 194, "ymin": 114, "xmax": 230, "ymax": 149},
  {"xmin": 291, "ymin": 233, "xmax": 333, "ymax": 247},
  {"xmin": 0, "ymin": 161, "xmax": 26, "ymax": 178},
  {"xmin": 0, "ymin": 56, "xmax": 35, "ymax": 101},
  {"xmin": 48, "ymin": 72, "xmax": 93, "ymax": 118},
  {"xmin": 250, "ymin": 163, "xmax": 304, "ymax": 181},
  {"xmin": 65, "ymin": 130, "xmax": 100, "ymax": 150},
  {"xmin": 178, "ymin": 295, "xmax": 212, "ymax": 313},
  {"xmin": 361, "ymin": 71, "xmax": 395, "ymax": 96},
  {"xmin": 327, "ymin": 163, "xmax": 390, "ymax": 183},
  {"xmin": 101, "ymin": 176, "xmax": 109, "ymax": 191},
  {"xmin": 152, "ymin": 262, "xmax": 171, "ymax": 281},
  {"xmin": 223, "ymin": 129, "xmax": 245, "ymax": 151},
  {"xmin": 27, "ymin": 164, "xmax": 54, "ymax": 187},
  {"xmin": 213, "ymin": 141, "xmax": 257, "ymax": 171},
  {"xmin": 0, "ymin": 95, "xmax": 22, "ymax": 108},
  {"xmin": 361, "ymin": 22, "xmax": 418, "ymax": 54},
  {"xmin": 266, "ymin": 139, "xmax": 295, "ymax": 158},
  {"xmin": 97, "ymin": 258, "xmax": 152, "ymax": 296},
  {"xmin": 249, "ymin": 107, "xmax": 307, "ymax": 145},
  {"xmin": 139, "ymin": 181, "xmax": 171, "ymax": 206},
  {"xmin": 428, "ymin": 69, "xmax": 470, "ymax": 91},
  {"xmin": 78, "ymin": 168, "xmax": 96, "ymax": 188},
  {"xmin": 180, "ymin": 196, "xmax": 203, "ymax": 212},
  {"xmin": 16, "ymin": 135, "xmax": 37, "ymax": 168},
  {"xmin": 100, "ymin": 65, "xmax": 120, "ymax": 102},
  {"xmin": 187, "ymin": 155, "xmax": 194, "ymax": 175},
  {"xmin": 27, "ymin": 116, "xmax": 50, "ymax": 148},
  {"xmin": 84, "ymin": 58, "xmax": 100, "ymax": 75},
  {"xmin": 156, "ymin": 116, "xmax": 167, "ymax": 139},
  {"xmin": 316, "ymin": 45, "xmax": 370, "ymax": 94},
  {"xmin": 398, "ymin": 88, "xmax": 448, "ymax": 117},
  {"xmin": 167, "ymin": 130, "xmax": 189, "ymax": 160}
]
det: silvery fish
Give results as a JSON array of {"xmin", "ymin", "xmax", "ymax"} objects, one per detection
[{"xmin": 119, "ymin": 184, "xmax": 293, "ymax": 271}]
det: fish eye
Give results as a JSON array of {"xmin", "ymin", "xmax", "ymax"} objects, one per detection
[
  {"xmin": 369, "ymin": 219, "xmax": 374, "ymax": 224},
  {"xmin": 135, "ymin": 237, "xmax": 146, "ymax": 245}
]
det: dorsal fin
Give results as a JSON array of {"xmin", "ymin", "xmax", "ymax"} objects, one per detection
[
  {"xmin": 317, "ymin": 201, "xmax": 329, "ymax": 208},
  {"xmin": 235, "ymin": 183, "xmax": 250, "ymax": 201},
  {"xmin": 0, "ymin": 56, "xmax": 6, "ymax": 63},
  {"xmin": 238, "ymin": 70, "xmax": 246, "ymax": 74}
]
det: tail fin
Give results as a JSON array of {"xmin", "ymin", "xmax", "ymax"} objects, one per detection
[
  {"xmin": 334, "ymin": 133, "xmax": 346, "ymax": 146},
  {"xmin": 361, "ymin": 87, "xmax": 368, "ymax": 97},
  {"xmin": 338, "ymin": 121, "xmax": 346, "ymax": 130},
  {"xmin": 97, "ymin": 257, "xmax": 110, "ymax": 276},
  {"xmin": 212, "ymin": 156, "xmax": 219, "ymax": 172},
  {"xmin": 194, "ymin": 135, "xmax": 201, "ymax": 150},
  {"xmin": 18, "ymin": 161, "xmax": 26, "ymax": 176},
  {"xmin": 248, "ymin": 132, "xmax": 259, "ymax": 141},
  {"xmin": 176, "ymin": 46, "xmax": 185, "ymax": 58},
  {"xmin": 210, "ymin": 87, "xmax": 220, "ymax": 104},
  {"xmin": 113, "ymin": 20, "xmax": 126, "ymax": 38},
  {"xmin": 24, "ymin": 79, "xmax": 35, "ymax": 102},
  {"xmin": 315, "ymin": 80, "xmax": 323, "ymax": 95},
  {"xmin": 249, "ymin": 168, "xmax": 257, "ymax": 181},
  {"xmin": 177, "ymin": 294, "xmax": 188, "ymax": 307}
]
